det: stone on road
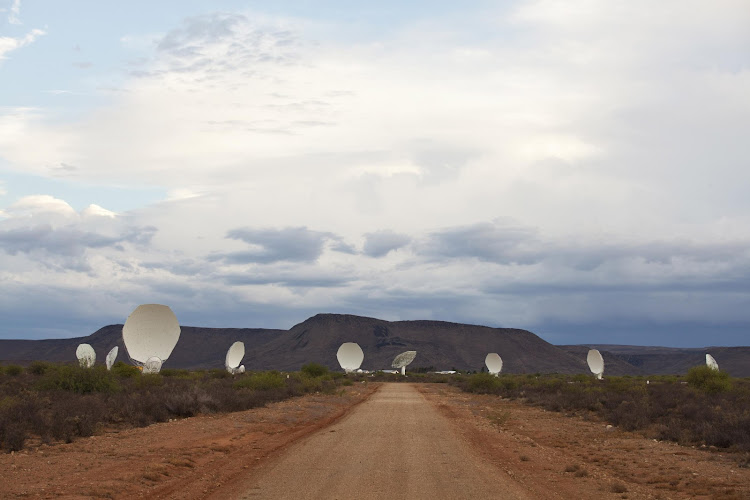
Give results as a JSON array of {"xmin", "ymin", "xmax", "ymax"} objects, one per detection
[{"xmin": 236, "ymin": 383, "xmax": 529, "ymax": 499}]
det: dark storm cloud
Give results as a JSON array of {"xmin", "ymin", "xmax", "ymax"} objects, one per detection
[
  {"xmin": 418, "ymin": 221, "xmax": 542, "ymax": 265},
  {"xmin": 362, "ymin": 230, "xmax": 411, "ymax": 258},
  {"xmin": 0, "ymin": 224, "xmax": 156, "ymax": 257},
  {"xmin": 218, "ymin": 226, "xmax": 338, "ymax": 264},
  {"xmin": 222, "ymin": 273, "xmax": 353, "ymax": 288}
]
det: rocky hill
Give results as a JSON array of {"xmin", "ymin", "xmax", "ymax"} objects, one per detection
[{"xmin": 1, "ymin": 313, "xmax": 748, "ymax": 375}]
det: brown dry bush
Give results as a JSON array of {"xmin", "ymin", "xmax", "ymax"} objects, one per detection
[
  {"xmin": 0, "ymin": 363, "xmax": 350, "ymax": 453},
  {"xmin": 455, "ymin": 372, "xmax": 750, "ymax": 453}
]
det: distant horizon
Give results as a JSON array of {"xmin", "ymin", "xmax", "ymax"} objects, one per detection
[{"xmin": 1, "ymin": 312, "xmax": 746, "ymax": 349}]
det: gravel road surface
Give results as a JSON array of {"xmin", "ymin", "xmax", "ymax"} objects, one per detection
[{"xmin": 236, "ymin": 383, "xmax": 529, "ymax": 499}]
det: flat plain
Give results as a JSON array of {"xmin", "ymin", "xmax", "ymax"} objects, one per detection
[{"xmin": 2, "ymin": 383, "xmax": 748, "ymax": 499}]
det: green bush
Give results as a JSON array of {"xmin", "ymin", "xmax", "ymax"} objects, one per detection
[
  {"xmin": 111, "ymin": 361, "xmax": 141, "ymax": 378},
  {"xmin": 27, "ymin": 361, "xmax": 53, "ymax": 376},
  {"xmin": 467, "ymin": 373, "xmax": 501, "ymax": 393},
  {"xmin": 3, "ymin": 365, "xmax": 23, "ymax": 376},
  {"xmin": 135, "ymin": 374, "xmax": 164, "ymax": 388},
  {"xmin": 686, "ymin": 365, "xmax": 732, "ymax": 393},
  {"xmin": 234, "ymin": 371, "xmax": 285, "ymax": 391},
  {"xmin": 160, "ymin": 368, "xmax": 195, "ymax": 379},
  {"xmin": 301, "ymin": 363, "xmax": 329, "ymax": 378},
  {"xmin": 36, "ymin": 365, "xmax": 120, "ymax": 394}
]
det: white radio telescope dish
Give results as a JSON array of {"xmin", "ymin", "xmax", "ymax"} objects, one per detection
[
  {"xmin": 485, "ymin": 353, "xmax": 503, "ymax": 376},
  {"xmin": 587, "ymin": 349, "xmax": 604, "ymax": 379},
  {"xmin": 225, "ymin": 341, "xmax": 245, "ymax": 374},
  {"xmin": 143, "ymin": 356, "xmax": 163, "ymax": 374},
  {"xmin": 337, "ymin": 342, "xmax": 364, "ymax": 373},
  {"xmin": 76, "ymin": 343, "xmax": 96, "ymax": 368},
  {"xmin": 122, "ymin": 304, "xmax": 181, "ymax": 367},
  {"xmin": 392, "ymin": 350, "xmax": 417, "ymax": 375},
  {"xmin": 706, "ymin": 353, "xmax": 719, "ymax": 371},
  {"xmin": 105, "ymin": 346, "xmax": 118, "ymax": 371}
]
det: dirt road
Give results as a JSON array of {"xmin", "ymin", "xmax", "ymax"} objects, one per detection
[
  {"xmin": 3, "ymin": 382, "xmax": 748, "ymax": 499},
  {"xmin": 231, "ymin": 383, "xmax": 530, "ymax": 500}
]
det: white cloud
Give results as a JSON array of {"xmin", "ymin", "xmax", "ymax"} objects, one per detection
[
  {"xmin": 7, "ymin": 0, "xmax": 21, "ymax": 24},
  {"xmin": 0, "ymin": 27, "xmax": 44, "ymax": 61},
  {"xmin": 0, "ymin": 2, "xmax": 749, "ymax": 343}
]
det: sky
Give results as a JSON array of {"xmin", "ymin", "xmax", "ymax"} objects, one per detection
[{"xmin": 1, "ymin": 0, "xmax": 749, "ymax": 346}]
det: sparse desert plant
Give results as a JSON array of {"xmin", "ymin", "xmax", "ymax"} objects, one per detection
[
  {"xmin": 301, "ymin": 362, "xmax": 329, "ymax": 378},
  {"xmin": 111, "ymin": 361, "xmax": 141, "ymax": 378},
  {"xmin": 686, "ymin": 365, "xmax": 732, "ymax": 393},
  {"xmin": 234, "ymin": 371, "xmax": 285, "ymax": 391},
  {"xmin": 27, "ymin": 361, "xmax": 53, "ymax": 376},
  {"xmin": 3, "ymin": 365, "xmax": 23, "ymax": 376},
  {"xmin": 36, "ymin": 364, "xmax": 120, "ymax": 394},
  {"xmin": 611, "ymin": 482, "xmax": 628, "ymax": 493}
]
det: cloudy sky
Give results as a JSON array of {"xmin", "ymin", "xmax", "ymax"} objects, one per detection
[{"xmin": 1, "ymin": 1, "xmax": 749, "ymax": 346}]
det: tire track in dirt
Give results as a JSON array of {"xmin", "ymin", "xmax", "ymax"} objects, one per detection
[{"xmin": 229, "ymin": 383, "xmax": 532, "ymax": 500}]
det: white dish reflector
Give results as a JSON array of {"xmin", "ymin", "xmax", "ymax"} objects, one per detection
[
  {"xmin": 587, "ymin": 349, "xmax": 604, "ymax": 379},
  {"xmin": 105, "ymin": 346, "xmax": 118, "ymax": 371},
  {"xmin": 337, "ymin": 342, "xmax": 364, "ymax": 373},
  {"xmin": 392, "ymin": 351, "xmax": 417, "ymax": 375},
  {"xmin": 485, "ymin": 353, "xmax": 503, "ymax": 375},
  {"xmin": 122, "ymin": 304, "xmax": 181, "ymax": 366},
  {"xmin": 76, "ymin": 343, "xmax": 96, "ymax": 368},
  {"xmin": 225, "ymin": 341, "xmax": 245, "ymax": 374},
  {"xmin": 706, "ymin": 353, "xmax": 719, "ymax": 371},
  {"xmin": 143, "ymin": 356, "xmax": 163, "ymax": 374}
]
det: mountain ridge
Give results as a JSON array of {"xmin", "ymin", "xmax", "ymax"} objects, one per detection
[{"xmin": 1, "ymin": 313, "xmax": 748, "ymax": 376}]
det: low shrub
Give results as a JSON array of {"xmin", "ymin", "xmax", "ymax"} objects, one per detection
[
  {"xmin": 27, "ymin": 361, "xmax": 53, "ymax": 376},
  {"xmin": 36, "ymin": 365, "xmax": 120, "ymax": 394},
  {"xmin": 3, "ymin": 365, "xmax": 23, "ymax": 376},
  {"xmin": 111, "ymin": 361, "xmax": 141, "ymax": 378},
  {"xmin": 301, "ymin": 363, "xmax": 329, "ymax": 378},
  {"xmin": 234, "ymin": 371, "xmax": 285, "ymax": 391},
  {"xmin": 686, "ymin": 365, "xmax": 732, "ymax": 393}
]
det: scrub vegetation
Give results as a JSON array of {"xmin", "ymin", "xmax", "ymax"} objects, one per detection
[
  {"xmin": 453, "ymin": 369, "xmax": 750, "ymax": 453},
  {"xmin": 0, "ymin": 361, "xmax": 348, "ymax": 453}
]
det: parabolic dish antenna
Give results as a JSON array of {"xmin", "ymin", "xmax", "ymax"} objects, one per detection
[
  {"xmin": 143, "ymin": 356, "xmax": 162, "ymax": 374},
  {"xmin": 587, "ymin": 349, "xmax": 604, "ymax": 380},
  {"xmin": 337, "ymin": 342, "xmax": 364, "ymax": 373},
  {"xmin": 392, "ymin": 350, "xmax": 417, "ymax": 375},
  {"xmin": 76, "ymin": 343, "xmax": 96, "ymax": 368},
  {"xmin": 485, "ymin": 353, "xmax": 503, "ymax": 376},
  {"xmin": 225, "ymin": 341, "xmax": 245, "ymax": 374},
  {"xmin": 122, "ymin": 304, "xmax": 181, "ymax": 366},
  {"xmin": 105, "ymin": 346, "xmax": 118, "ymax": 371},
  {"xmin": 706, "ymin": 353, "xmax": 719, "ymax": 371}
]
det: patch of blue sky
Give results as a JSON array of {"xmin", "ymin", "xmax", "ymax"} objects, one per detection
[{"xmin": 0, "ymin": 161, "xmax": 166, "ymax": 213}]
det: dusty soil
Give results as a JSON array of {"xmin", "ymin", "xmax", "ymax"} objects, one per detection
[
  {"xmin": 0, "ymin": 384, "xmax": 377, "ymax": 499},
  {"xmin": 418, "ymin": 384, "xmax": 750, "ymax": 499},
  {"xmin": 227, "ymin": 382, "xmax": 531, "ymax": 499},
  {"xmin": 2, "ymin": 382, "xmax": 749, "ymax": 499}
]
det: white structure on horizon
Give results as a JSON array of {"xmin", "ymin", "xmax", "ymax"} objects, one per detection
[
  {"xmin": 337, "ymin": 342, "xmax": 365, "ymax": 373},
  {"xmin": 392, "ymin": 351, "xmax": 417, "ymax": 375},
  {"xmin": 105, "ymin": 346, "xmax": 118, "ymax": 371},
  {"xmin": 122, "ymin": 304, "xmax": 181, "ymax": 375},
  {"xmin": 226, "ymin": 341, "xmax": 245, "ymax": 375},
  {"xmin": 706, "ymin": 353, "xmax": 719, "ymax": 371},
  {"xmin": 485, "ymin": 353, "xmax": 503, "ymax": 376},
  {"xmin": 76, "ymin": 343, "xmax": 96, "ymax": 368},
  {"xmin": 587, "ymin": 349, "xmax": 604, "ymax": 380}
]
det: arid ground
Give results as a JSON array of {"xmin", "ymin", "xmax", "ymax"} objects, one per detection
[{"xmin": 2, "ymin": 383, "xmax": 748, "ymax": 499}]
